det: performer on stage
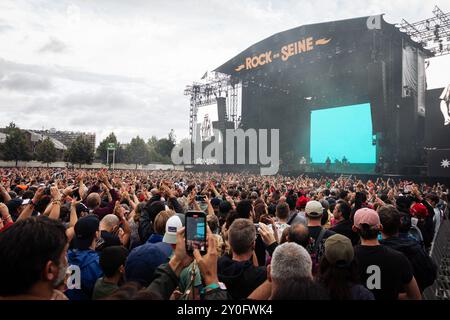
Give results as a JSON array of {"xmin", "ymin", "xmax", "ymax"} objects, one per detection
[
  {"xmin": 440, "ymin": 84, "xmax": 450, "ymax": 126},
  {"xmin": 299, "ymin": 156, "xmax": 307, "ymax": 165},
  {"xmin": 325, "ymin": 156, "xmax": 331, "ymax": 171}
]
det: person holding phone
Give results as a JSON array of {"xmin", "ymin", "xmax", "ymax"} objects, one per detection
[{"xmin": 146, "ymin": 227, "xmax": 228, "ymax": 300}]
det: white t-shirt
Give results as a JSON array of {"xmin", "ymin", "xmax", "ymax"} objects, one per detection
[{"xmin": 270, "ymin": 221, "xmax": 290, "ymax": 240}]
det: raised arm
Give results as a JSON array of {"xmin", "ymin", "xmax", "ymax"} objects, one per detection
[
  {"xmin": 204, "ymin": 196, "xmax": 215, "ymax": 216},
  {"xmin": 17, "ymin": 187, "xmax": 44, "ymax": 221},
  {"xmin": 0, "ymin": 185, "xmax": 11, "ymax": 203},
  {"xmin": 115, "ymin": 201, "xmax": 131, "ymax": 247},
  {"xmin": 66, "ymin": 199, "xmax": 81, "ymax": 242},
  {"xmin": 48, "ymin": 186, "xmax": 62, "ymax": 220}
]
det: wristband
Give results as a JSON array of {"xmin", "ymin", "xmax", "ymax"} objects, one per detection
[{"xmin": 200, "ymin": 283, "xmax": 220, "ymax": 295}]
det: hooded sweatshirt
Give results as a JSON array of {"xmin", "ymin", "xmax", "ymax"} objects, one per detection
[
  {"xmin": 217, "ymin": 255, "xmax": 266, "ymax": 300},
  {"xmin": 380, "ymin": 234, "xmax": 437, "ymax": 292},
  {"xmin": 66, "ymin": 249, "xmax": 103, "ymax": 300}
]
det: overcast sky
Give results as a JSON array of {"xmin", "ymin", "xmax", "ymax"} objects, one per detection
[{"xmin": 0, "ymin": 0, "xmax": 449, "ymax": 145}]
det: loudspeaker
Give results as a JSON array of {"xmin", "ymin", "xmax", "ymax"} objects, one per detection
[
  {"xmin": 368, "ymin": 61, "xmax": 387, "ymax": 133},
  {"xmin": 216, "ymin": 97, "xmax": 226, "ymax": 122}
]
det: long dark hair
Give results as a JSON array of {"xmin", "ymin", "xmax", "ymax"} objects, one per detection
[{"xmin": 317, "ymin": 257, "xmax": 360, "ymax": 300}]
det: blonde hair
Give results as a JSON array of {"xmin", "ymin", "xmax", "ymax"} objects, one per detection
[{"xmin": 154, "ymin": 210, "xmax": 175, "ymax": 235}]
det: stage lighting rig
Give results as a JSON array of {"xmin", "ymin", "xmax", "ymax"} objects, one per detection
[{"xmin": 399, "ymin": 5, "xmax": 450, "ymax": 57}]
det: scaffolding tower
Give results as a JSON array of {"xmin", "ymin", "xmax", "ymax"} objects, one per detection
[
  {"xmin": 399, "ymin": 5, "xmax": 450, "ymax": 57},
  {"xmin": 184, "ymin": 72, "xmax": 241, "ymax": 141}
]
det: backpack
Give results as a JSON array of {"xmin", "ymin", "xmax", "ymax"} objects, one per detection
[
  {"xmin": 401, "ymin": 243, "xmax": 437, "ymax": 292},
  {"xmin": 287, "ymin": 212, "xmax": 298, "ymax": 225},
  {"xmin": 306, "ymin": 228, "xmax": 327, "ymax": 276}
]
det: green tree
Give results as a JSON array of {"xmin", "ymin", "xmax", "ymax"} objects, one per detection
[
  {"xmin": 155, "ymin": 129, "xmax": 176, "ymax": 159},
  {"xmin": 147, "ymin": 136, "xmax": 158, "ymax": 150},
  {"xmin": 35, "ymin": 137, "xmax": 58, "ymax": 167},
  {"xmin": 66, "ymin": 135, "xmax": 94, "ymax": 168},
  {"xmin": 0, "ymin": 122, "xmax": 31, "ymax": 167},
  {"xmin": 127, "ymin": 136, "xmax": 150, "ymax": 169}
]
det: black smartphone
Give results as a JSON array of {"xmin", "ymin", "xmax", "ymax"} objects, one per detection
[
  {"xmin": 72, "ymin": 188, "xmax": 81, "ymax": 201},
  {"xmin": 185, "ymin": 211, "xmax": 207, "ymax": 255}
]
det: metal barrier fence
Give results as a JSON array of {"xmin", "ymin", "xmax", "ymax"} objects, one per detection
[{"xmin": 423, "ymin": 214, "xmax": 450, "ymax": 300}]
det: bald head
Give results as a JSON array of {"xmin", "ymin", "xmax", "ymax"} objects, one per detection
[
  {"xmin": 288, "ymin": 224, "xmax": 310, "ymax": 248},
  {"xmin": 86, "ymin": 193, "xmax": 101, "ymax": 210},
  {"xmin": 100, "ymin": 214, "xmax": 119, "ymax": 232}
]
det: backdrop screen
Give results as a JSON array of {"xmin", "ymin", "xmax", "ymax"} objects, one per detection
[{"xmin": 310, "ymin": 103, "xmax": 376, "ymax": 164}]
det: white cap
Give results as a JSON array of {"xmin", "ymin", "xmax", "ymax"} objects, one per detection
[
  {"xmin": 305, "ymin": 200, "xmax": 324, "ymax": 218},
  {"xmin": 163, "ymin": 215, "xmax": 182, "ymax": 244}
]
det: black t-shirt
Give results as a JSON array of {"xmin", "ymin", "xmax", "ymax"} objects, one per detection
[
  {"xmin": 307, "ymin": 226, "xmax": 335, "ymax": 262},
  {"xmin": 354, "ymin": 245, "xmax": 414, "ymax": 300},
  {"xmin": 308, "ymin": 226, "xmax": 335, "ymax": 240}
]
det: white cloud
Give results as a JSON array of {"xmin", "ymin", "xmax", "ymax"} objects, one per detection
[
  {"xmin": 0, "ymin": 0, "xmax": 449, "ymax": 145},
  {"xmin": 0, "ymin": 71, "xmax": 52, "ymax": 91},
  {"xmin": 38, "ymin": 37, "xmax": 68, "ymax": 53}
]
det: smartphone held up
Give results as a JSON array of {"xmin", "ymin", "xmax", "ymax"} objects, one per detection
[{"xmin": 185, "ymin": 211, "xmax": 207, "ymax": 256}]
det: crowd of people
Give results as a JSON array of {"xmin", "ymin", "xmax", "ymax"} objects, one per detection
[{"xmin": 0, "ymin": 167, "xmax": 448, "ymax": 300}]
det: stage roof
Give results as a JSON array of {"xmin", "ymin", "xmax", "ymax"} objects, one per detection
[{"xmin": 214, "ymin": 15, "xmax": 432, "ymax": 78}]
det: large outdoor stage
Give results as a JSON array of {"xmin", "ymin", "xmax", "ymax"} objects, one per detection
[{"xmin": 185, "ymin": 9, "xmax": 450, "ymax": 177}]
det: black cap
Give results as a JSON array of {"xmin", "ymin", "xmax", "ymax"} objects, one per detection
[
  {"xmin": 76, "ymin": 203, "xmax": 90, "ymax": 216},
  {"xmin": 73, "ymin": 215, "xmax": 100, "ymax": 250},
  {"xmin": 219, "ymin": 201, "xmax": 232, "ymax": 215}
]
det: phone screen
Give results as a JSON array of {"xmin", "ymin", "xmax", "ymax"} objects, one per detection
[{"xmin": 185, "ymin": 212, "xmax": 206, "ymax": 254}]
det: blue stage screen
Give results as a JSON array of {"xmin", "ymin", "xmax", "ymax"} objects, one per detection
[{"xmin": 310, "ymin": 103, "xmax": 376, "ymax": 164}]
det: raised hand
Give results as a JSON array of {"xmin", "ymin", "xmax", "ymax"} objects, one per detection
[
  {"xmin": 168, "ymin": 227, "xmax": 194, "ymax": 276},
  {"xmin": 258, "ymin": 222, "xmax": 276, "ymax": 246},
  {"xmin": 193, "ymin": 227, "xmax": 219, "ymax": 286},
  {"xmin": 50, "ymin": 186, "xmax": 61, "ymax": 201}
]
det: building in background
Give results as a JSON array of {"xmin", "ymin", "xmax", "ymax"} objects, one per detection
[{"xmin": 30, "ymin": 128, "xmax": 96, "ymax": 153}]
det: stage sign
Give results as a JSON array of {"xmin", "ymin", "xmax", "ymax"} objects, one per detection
[
  {"xmin": 234, "ymin": 37, "xmax": 331, "ymax": 72},
  {"xmin": 428, "ymin": 149, "xmax": 450, "ymax": 177},
  {"xmin": 215, "ymin": 15, "xmax": 392, "ymax": 77},
  {"xmin": 425, "ymin": 87, "xmax": 450, "ymax": 148}
]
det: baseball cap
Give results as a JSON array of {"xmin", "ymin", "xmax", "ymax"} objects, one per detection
[
  {"xmin": 324, "ymin": 234, "xmax": 354, "ymax": 267},
  {"xmin": 327, "ymin": 197, "xmax": 337, "ymax": 208},
  {"xmin": 162, "ymin": 215, "xmax": 182, "ymax": 244},
  {"xmin": 210, "ymin": 197, "xmax": 221, "ymax": 207},
  {"xmin": 305, "ymin": 200, "xmax": 323, "ymax": 218},
  {"xmin": 353, "ymin": 208, "xmax": 380, "ymax": 228},
  {"xmin": 76, "ymin": 202, "xmax": 90, "ymax": 216},
  {"xmin": 410, "ymin": 203, "xmax": 428, "ymax": 219},
  {"xmin": 219, "ymin": 201, "xmax": 232, "ymax": 215},
  {"xmin": 175, "ymin": 213, "xmax": 186, "ymax": 226},
  {"xmin": 125, "ymin": 242, "xmax": 172, "ymax": 286},
  {"xmin": 73, "ymin": 215, "xmax": 100, "ymax": 250},
  {"xmin": 320, "ymin": 199, "xmax": 330, "ymax": 211},
  {"xmin": 296, "ymin": 196, "xmax": 310, "ymax": 209}
]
